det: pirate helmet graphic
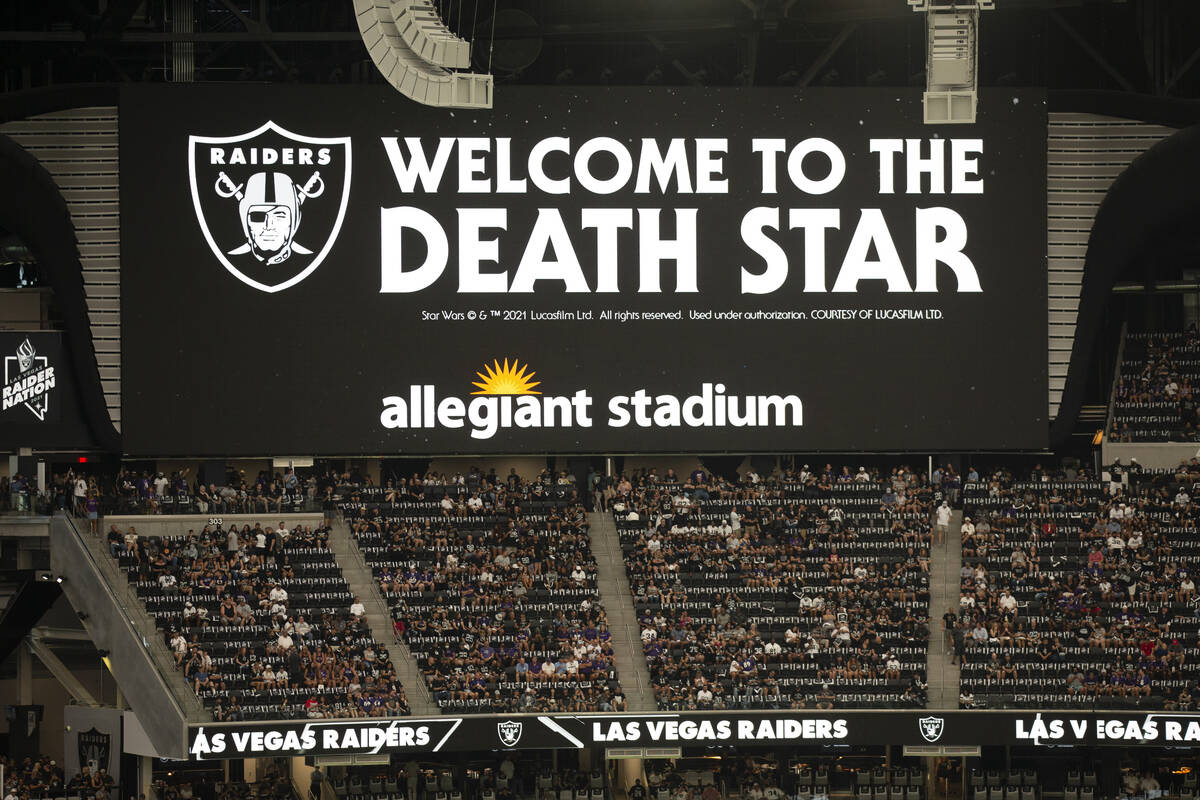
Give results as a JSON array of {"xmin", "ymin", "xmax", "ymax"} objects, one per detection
[
  {"xmin": 215, "ymin": 169, "xmax": 325, "ymax": 266},
  {"xmin": 16, "ymin": 338, "xmax": 35, "ymax": 372}
]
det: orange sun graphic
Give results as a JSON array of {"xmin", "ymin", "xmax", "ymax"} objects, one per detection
[{"xmin": 471, "ymin": 359, "xmax": 542, "ymax": 395}]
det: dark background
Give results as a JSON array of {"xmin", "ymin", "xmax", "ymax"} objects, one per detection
[{"xmin": 120, "ymin": 85, "xmax": 1047, "ymax": 456}]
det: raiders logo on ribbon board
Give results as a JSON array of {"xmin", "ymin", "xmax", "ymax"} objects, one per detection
[
  {"xmin": 497, "ymin": 720, "xmax": 523, "ymax": 747},
  {"xmin": 188, "ymin": 121, "xmax": 351, "ymax": 293},
  {"xmin": 918, "ymin": 716, "xmax": 945, "ymax": 743}
]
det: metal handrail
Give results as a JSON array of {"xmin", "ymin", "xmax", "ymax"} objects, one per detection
[{"xmin": 1103, "ymin": 319, "xmax": 1129, "ymax": 451}]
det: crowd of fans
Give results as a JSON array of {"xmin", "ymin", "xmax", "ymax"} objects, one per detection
[
  {"xmin": 953, "ymin": 462, "xmax": 1200, "ymax": 708},
  {"xmin": 616, "ymin": 464, "xmax": 934, "ymax": 710},
  {"xmin": 107, "ymin": 519, "xmax": 408, "ymax": 719},
  {"xmin": 348, "ymin": 466, "xmax": 625, "ymax": 713},
  {"xmin": 1, "ymin": 756, "xmax": 63, "ymax": 800},
  {"xmin": 0, "ymin": 755, "xmax": 117, "ymax": 800},
  {"xmin": 1109, "ymin": 331, "xmax": 1200, "ymax": 442}
]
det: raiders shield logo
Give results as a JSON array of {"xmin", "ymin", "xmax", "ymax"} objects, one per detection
[
  {"xmin": 497, "ymin": 720, "xmax": 523, "ymax": 747},
  {"xmin": 918, "ymin": 715, "xmax": 945, "ymax": 743},
  {"xmin": 78, "ymin": 727, "xmax": 111, "ymax": 772},
  {"xmin": 188, "ymin": 121, "xmax": 351, "ymax": 293}
]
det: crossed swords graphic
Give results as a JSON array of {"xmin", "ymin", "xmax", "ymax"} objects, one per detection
[{"xmin": 214, "ymin": 170, "xmax": 324, "ymax": 256}]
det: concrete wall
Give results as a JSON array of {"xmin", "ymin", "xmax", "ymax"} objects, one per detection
[
  {"xmin": 1103, "ymin": 441, "xmax": 1200, "ymax": 470},
  {"xmin": 49, "ymin": 516, "xmax": 190, "ymax": 758}
]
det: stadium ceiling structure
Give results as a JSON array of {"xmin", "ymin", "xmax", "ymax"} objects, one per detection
[{"xmin": 0, "ymin": 0, "xmax": 1199, "ymax": 101}]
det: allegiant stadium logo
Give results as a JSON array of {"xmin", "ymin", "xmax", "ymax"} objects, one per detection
[{"xmin": 380, "ymin": 359, "xmax": 803, "ymax": 440}]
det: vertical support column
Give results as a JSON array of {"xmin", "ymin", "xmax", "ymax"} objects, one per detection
[
  {"xmin": 139, "ymin": 756, "xmax": 153, "ymax": 800},
  {"xmin": 17, "ymin": 640, "xmax": 32, "ymax": 704}
]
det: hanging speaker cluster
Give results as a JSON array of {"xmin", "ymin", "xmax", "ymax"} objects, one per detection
[{"xmin": 354, "ymin": 0, "xmax": 494, "ymax": 108}]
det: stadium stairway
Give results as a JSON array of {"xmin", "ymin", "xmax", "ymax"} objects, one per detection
[
  {"xmin": 927, "ymin": 509, "xmax": 962, "ymax": 708},
  {"xmin": 587, "ymin": 512, "xmax": 658, "ymax": 712},
  {"xmin": 326, "ymin": 519, "xmax": 439, "ymax": 715}
]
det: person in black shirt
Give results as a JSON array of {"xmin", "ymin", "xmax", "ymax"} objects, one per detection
[
  {"xmin": 629, "ymin": 780, "xmax": 647, "ymax": 800},
  {"xmin": 942, "ymin": 608, "xmax": 958, "ymax": 648}
]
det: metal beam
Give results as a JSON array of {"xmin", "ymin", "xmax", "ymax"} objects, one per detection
[
  {"xmin": 0, "ymin": 2, "xmax": 1097, "ymax": 44},
  {"xmin": 798, "ymin": 22, "xmax": 856, "ymax": 87},
  {"xmin": 647, "ymin": 35, "xmax": 704, "ymax": 86},
  {"xmin": 1049, "ymin": 9, "xmax": 1136, "ymax": 94},
  {"xmin": 32, "ymin": 625, "xmax": 94, "ymax": 642},
  {"xmin": 1164, "ymin": 42, "xmax": 1200, "ymax": 95},
  {"xmin": 26, "ymin": 635, "xmax": 100, "ymax": 707}
]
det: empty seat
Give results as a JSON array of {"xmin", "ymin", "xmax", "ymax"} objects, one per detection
[
  {"xmin": 1082, "ymin": 773, "xmax": 1096, "ymax": 789},
  {"xmin": 857, "ymin": 774, "xmax": 871, "ymax": 788},
  {"xmin": 873, "ymin": 769, "xmax": 888, "ymax": 787},
  {"xmin": 369, "ymin": 780, "xmax": 384, "ymax": 795},
  {"xmin": 1020, "ymin": 788, "xmax": 1035, "ymax": 800},
  {"xmin": 1063, "ymin": 790, "xmax": 1078, "ymax": 800}
]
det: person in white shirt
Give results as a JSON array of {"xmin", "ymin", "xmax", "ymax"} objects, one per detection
[
  {"xmin": 170, "ymin": 632, "xmax": 188, "ymax": 665},
  {"xmin": 159, "ymin": 573, "xmax": 178, "ymax": 592},
  {"xmin": 935, "ymin": 501, "xmax": 952, "ymax": 544},
  {"xmin": 570, "ymin": 565, "xmax": 587, "ymax": 583},
  {"xmin": 764, "ymin": 640, "xmax": 781, "ymax": 657},
  {"xmin": 960, "ymin": 516, "xmax": 975, "ymax": 538},
  {"xmin": 269, "ymin": 585, "xmax": 288, "ymax": 603},
  {"xmin": 277, "ymin": 631, "xmax": 294, "ymax": 651},
  {"xmin": 998, "ymin": 591, "xmax": 1018, "ymax": 614},
  {"xmin": 73, "ymin": 476, "xmax": 88, "ymax": 513},
  {"xmin": 349, "ymin": 597, "xmax": 366, "ymax": 617}
]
